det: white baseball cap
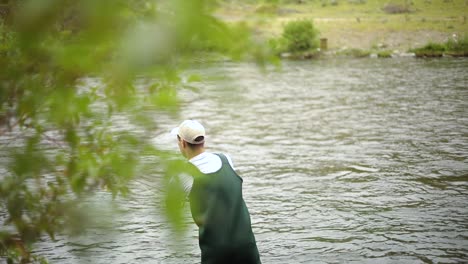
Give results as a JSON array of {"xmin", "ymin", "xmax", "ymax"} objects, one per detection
[{"xmin": 171, "ymin": 120, "xmax": 205, "ymax": 144}]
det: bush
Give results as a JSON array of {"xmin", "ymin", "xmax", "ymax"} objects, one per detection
[
  {"xmin": 410, "ymin": 35, "xmax": 468, "ymax": 57},
  {"xmin": 377, "ymin": 50, "xmax": 393, "ymax": 58},
  {"xmin": 414, "ymin": 43, "xmax": 446, "ymax": 52},
  {"xmin": 410, "ymin": 42, "xmax": 446, "ymax": 57},
  {"xmin": 281, "ymin": 19, "xmax": 318, "ymax": 52},
  {"xmin": 446, "ymin": 35, "xmax": 468, "ymax": 52}
]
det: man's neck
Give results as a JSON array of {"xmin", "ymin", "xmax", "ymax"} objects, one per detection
[{"xmin": 186, "ymin": 148, "xmax": 205, "ymax": 160}]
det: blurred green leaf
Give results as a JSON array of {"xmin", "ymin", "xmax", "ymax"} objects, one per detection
[{"xmin": 0, "ymin": 0, "xmax": 270, "ymax": 261}]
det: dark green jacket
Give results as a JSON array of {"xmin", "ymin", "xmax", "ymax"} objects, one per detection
[{"xmin": 189, "ymin": 153, "xmax": 261, "ymax": 264}]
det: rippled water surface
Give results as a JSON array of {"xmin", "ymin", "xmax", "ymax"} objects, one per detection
[{"xmin": 34, "ymin": 58, "xmax": 467, "ymax": 263}]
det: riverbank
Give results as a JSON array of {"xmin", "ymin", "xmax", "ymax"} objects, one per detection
[{"xmin": 215, "ymin": 0, "xmax": 467, "ymax": 53}]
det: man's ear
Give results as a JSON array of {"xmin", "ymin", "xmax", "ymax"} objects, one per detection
[{"xmin": 181, "ymin": 140, "xmax": 187, "ymax": 148}]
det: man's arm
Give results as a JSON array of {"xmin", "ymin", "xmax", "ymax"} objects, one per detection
[{"xmin": 189, "ymin": 179, "xmax": 208, "ymax": 227}]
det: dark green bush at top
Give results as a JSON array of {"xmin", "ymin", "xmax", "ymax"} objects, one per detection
[{"xmin": 282, "ymin": 19, "xmax": 318, "ymax": 52}]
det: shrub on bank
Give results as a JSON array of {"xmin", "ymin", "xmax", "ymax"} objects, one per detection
[
  {"xmin": 377, "ymin": 50, "xmax": 393, "ymax": 58},
  {"xmin": 268, "ymin": 19, "xmax": 319, "ymax": 57},
  {"xmin": 446, "ymin": 35, "xmax": 468, "ymax": 56},
  {"xmin": 281, "ymin": 19, "xmax": 319, "ymax": 53},
  {"xmin": 411, "ymin": 43, "xmax": 445, "ymax": 57},
  {"xmin": 270, "ymin": 20, "xmax": 318, "ymax": 53},
  {"xmin": 411, "ymin": 36, "xmax": 468, "ymax": 57}
]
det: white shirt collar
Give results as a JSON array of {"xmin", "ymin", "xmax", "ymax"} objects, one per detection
[{"xmin": 189, "ymin": 152, "xmax": 234, "ymax": 174}]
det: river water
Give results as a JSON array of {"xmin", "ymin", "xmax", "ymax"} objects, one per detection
[{"xmin": 33, "ymin": 58, "xmax": 467, "ymax": 263}]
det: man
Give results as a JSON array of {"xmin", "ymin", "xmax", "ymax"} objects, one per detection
[{"xmin": 171, "ymin": 120, "xmax": 261, "ymax": 264}]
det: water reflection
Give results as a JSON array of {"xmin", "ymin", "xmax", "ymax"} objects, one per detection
[{"xmin": 33, "ymin": 58, "xmax": 468, "ymax": 263}]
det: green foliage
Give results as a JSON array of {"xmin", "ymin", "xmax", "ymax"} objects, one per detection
[
  {"xmin": 163, "ymin": 159, "xmax": 202, "ymax": 232},
  {"xmin": 281, "ymin": 19, "xmax": 319, "ymax": 53},
  {"xmin": 410, "ymin": 36, "xmax": 468, "ymax": 57},
  {"xmin": 446, "ymin": 35, "xmax": 468, "ymax": 53},
  {"xmin": 418, "ymin": 42, "xmax": 447, "ymax": 51},
  {"xmin": 410, "ymin": 42, "xmax": 446, "ymax": 57},
  {"xmin": 267, "ymin": 37, "xmax": 284, "ymax": 55},
  {"xmin": 0, "ymin": 0, "xmax": 268, "ymax": 262},
  {"xmin": 377, "ymin": 50, "xmax": 393, "ymax": 58}
]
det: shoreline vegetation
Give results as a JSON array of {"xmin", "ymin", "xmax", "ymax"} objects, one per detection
[{"xmin": 215, "ymin": 0, "xmax": 468, "ymax": 59}]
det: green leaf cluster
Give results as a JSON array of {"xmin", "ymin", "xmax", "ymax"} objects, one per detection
[{"xmin": 0, "ymin": 0, "xmax": 269, "ymax": 262}]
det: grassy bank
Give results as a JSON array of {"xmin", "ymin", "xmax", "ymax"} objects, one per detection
[
  {"xmin": 410, "ymin": 35, "xmax": 468, "ymax": 57},
  {"xmin": 216, "ymin": 0, "xmax": 467, "ymax": 52}
]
